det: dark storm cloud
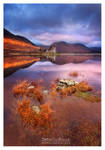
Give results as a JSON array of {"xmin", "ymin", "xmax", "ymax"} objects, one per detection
[{"xmin": 4, "ymin": 4, "xmax": 101, "ymax": 46}]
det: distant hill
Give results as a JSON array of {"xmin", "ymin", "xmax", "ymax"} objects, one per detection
[
  {"xmin": 39, "ymin": 44, "xmax": 49, "ymax": 50},
  {"xmin": 90, "ymin": 47, "xmax": 101, "ymax": 53},
  {"xmin": 4, "ymin": 29, "xmax": 40, "ymax": 53},
  {"xmin": 4, "ymin": 29, "xmax": 101, "ymax": 55},
  {"xmin": 51, "ymin": 41, "xmax": 100, "ymax": 53}
]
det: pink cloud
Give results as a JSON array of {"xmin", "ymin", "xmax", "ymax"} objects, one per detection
[{"xmin": 34, "ymin": 32, "xmax": 97, "ymax": 46}]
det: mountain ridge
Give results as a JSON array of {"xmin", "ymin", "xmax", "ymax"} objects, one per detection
[
  {"xmin": 51, "ymin": 41, "xmax": 101, "ymax": 53},
  {"xmin": 4, "ymin": 29, "xmax": 36, "ymax": 46},
  {"xmin": 4, "ymin": 28, "xmax": 40, "ymax": 53},
  {"xmin": 4, "ymin": 28, "xmax": 101, "ymax": 54}
]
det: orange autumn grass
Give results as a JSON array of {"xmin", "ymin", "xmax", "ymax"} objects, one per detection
[
  {"xmin": 59, "ymin": 81, "xmax": 93, "ymax": 97},
  {"xmin": 13, "ymin": 80, "xmax": 44, "ymax": 103},
  {"xmin": 59, "ymin": 86, "xmax": 76, "ymax": 96},
  {"xmin": 75, "ymin": 91, "xmax": 101, "ymax": 102},
  {"xmin": 50, "ymin": 82, "xmax": 58, "ymax": 97},
  {"xmin": 76, "ymin": 81, "xmax": 93, "ymax": 92},
  {"xmin": 4, "ymin": 38, "xmax": 40, "ymax": 50},
  {"xmin": 17, "ymin": 99, "xmax": 53, "ymax": 129},
  {"xmin": 69, "ymin": 71, "xmax": 79, "ymax": 77}
]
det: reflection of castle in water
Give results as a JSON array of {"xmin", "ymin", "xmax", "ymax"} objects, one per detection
[
  {"xmin": 41, "ymin": 45, "xmax": 56, "ymax": 62},
  {"xmin": 46, "ymin": 54, "xmax": 56, "ymax": 62},
  {"xmin": 40, "ymin": 54, "xmax": 56, "ymax": 63}
]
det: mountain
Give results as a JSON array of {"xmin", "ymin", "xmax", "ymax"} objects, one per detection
[
  {"xmin": 4, "ymin": 29, "xmax": 40, "ymax": 53},
  {"xmin": 39, "ymin": 44, "xmax": 49, "ymax": 50},
  {"xmin": 51, "ymin": 41, "xmax": 97, "ymax": 53},
  {"xmin": 90, "ymin": 47, "xmax": 101, "ymax": 53}
]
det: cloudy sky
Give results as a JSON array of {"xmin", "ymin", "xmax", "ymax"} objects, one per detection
[{"xmin": 4, "ymin": 4, "xmax": 101, "ymax": 47}]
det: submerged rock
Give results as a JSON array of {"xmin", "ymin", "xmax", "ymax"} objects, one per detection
[
  {"xmin": 32, "ymin": 105, "xmax": 41, "ymax": 114},
  {"xmin": 56, "ymin": 79, "xmax": 79, "ymax": 90},
  {"xmin": 42, "ymin": 90, "xmax": 49, "ymax": 95},
  {"xmin": 28, "ymin": 85, "xmax": 35, "ymax": 89}
]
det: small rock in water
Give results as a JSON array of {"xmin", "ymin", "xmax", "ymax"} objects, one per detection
[
  {"xmin": 42, "ymin": 90, "xmax": 49, "ymax": 95},
  {"xmin": 32, "ymin": 105, "xmax": 41, "ymax": 114},
  {"xmin": 28, "ymin": 85, "xmax": 35, "ymax": 89}
]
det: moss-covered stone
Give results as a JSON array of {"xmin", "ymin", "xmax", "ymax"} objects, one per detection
[{"xmin": 75, "ymin": 91, "xmax": 101, "ymax": 102}]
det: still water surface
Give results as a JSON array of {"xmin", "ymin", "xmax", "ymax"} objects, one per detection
[{"xmin": 4, "ymin": 55, "xmax": 101, "ymax": 146}]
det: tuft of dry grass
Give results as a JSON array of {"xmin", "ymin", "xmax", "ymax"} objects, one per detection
[
  {"xmin": 59, "ymin": 86, "xmax": 76, "ymax": 97},
  {"xmin": 50, "ymin": 90, "xmax": 58, "ymax": 97},
  {"xmin": 69, "ymin": 72, "xmax": 79, "ymax": 77},
  {"xmin": 55, "ymin": 78, "xmax": 59, "ymax": 83},
  {"xmin": 39, "ymin": 103, "xmax": 54, "ymax": 128},
  {"xmin": 51, "ymin": 80, "xmax": 93, "ymax": 98},
  {"xmin": 30, "ymin": 81, "xmax": 38, "ymax": 87},
  {"xmin": 13, "ymin": 80, "xmax": 44, "ymax": 103},
  {"xmin": 17, "ymin": 99, "xmax": 53, "ymax": 129},
  {"xmin": 17, "ymin": 99, "xmax": 35, "ymax": 127},
  {"xmin": 13, "ymin": 80, "xmax": 28, "ymax": 96},
  {"xmin": 50, "ymin": 82, "xmax": 58, "ymax": 97},
  {"xmin": 75, "ymin": 81, "xmax": 93, "ymax": 92},
  {"xmin": 33, "ymin": 87, "xmax": 44, "ymax": 103},
  {"xmin": 75, "ymin": 91, "xmax": 101, "ymax": 102}
]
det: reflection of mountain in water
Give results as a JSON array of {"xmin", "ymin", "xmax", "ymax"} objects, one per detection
[
  {"xmin": 40, "ymin": 55, "xmax": 56, "ymax": 62},
  {"xmin": 4, "ymin": 54, "xmax": 101, "ymax": 77},
  {"xmin": 4, "ymin": 56, "xmax": 40, "ymax": 77},
  {"xmin": 40, "ymin": 54, "xmax": 101, "ymax": 65}
]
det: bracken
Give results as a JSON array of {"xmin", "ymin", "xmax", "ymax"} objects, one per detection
[
  {"xmin": 13, "ymin": 80, "xmax": 28, "ymax": 96},
  {"xmin": 17, "ymin": 99, "xmax": 53, "ymax": 129},
  {"xmin": 75, "ymin": 91, "xmax": 101, "ymax": 102},
  {"xmin": 69, "ymin": 72, "xmax": 78, "ymax": 77},
  {"xmin": 13, "ymin": 80, "xmax": 44, "ymax": 103},
  {"xmin": 75, "ymin": 81, "xmax": 93, "ymax": 92}
]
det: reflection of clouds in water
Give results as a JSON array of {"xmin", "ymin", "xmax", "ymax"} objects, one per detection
[
  {"xmin": 17, "ymin": 60, "xmax": 101, "ymax": 89},
  {"xmin": 4, "ymin": 60, "xmax": 101, "ymax": 145},
  {"xmin": 24, "ymin": 60, "xmax": 100, "ymax": 72},
  {"xmin": 30, "ymin": 61, "xmax": 55, "ymax": 67}
]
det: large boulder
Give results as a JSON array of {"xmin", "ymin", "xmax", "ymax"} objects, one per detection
[{"xmin": 56, "ymin": 79, "xmax": 79, "ymax": 90}]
